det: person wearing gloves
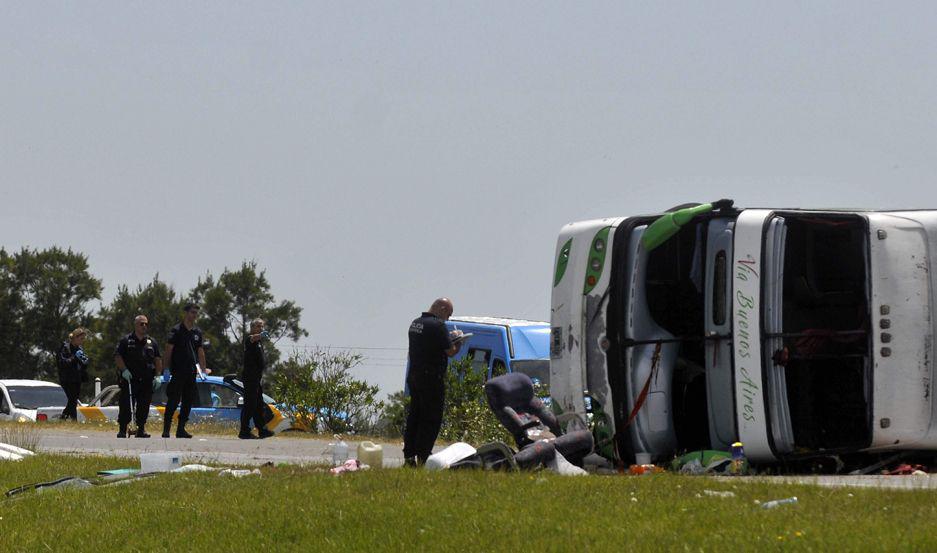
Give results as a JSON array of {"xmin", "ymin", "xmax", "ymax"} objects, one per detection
[
  {"xmin": 238, "ymin": 318, "xmax": 275, "ymax": 439},
  {"xmin": 114, "ymin": 315, "xmax": 162, "ymax": 438},
  {"xmin": 57, "ymin": 327, "xmax": 90, "ymax": 420}
]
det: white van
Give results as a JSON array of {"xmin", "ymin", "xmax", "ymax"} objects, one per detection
[{"xmin": 550, "ymin": 201, "xmax": 937, "ymax": 464}]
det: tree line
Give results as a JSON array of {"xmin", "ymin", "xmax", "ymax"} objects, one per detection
[{"xmin": 0, "ymin": 247, "xmax": 308, "ymax": 394}]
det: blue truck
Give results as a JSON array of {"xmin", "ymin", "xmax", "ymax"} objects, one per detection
[{"xmin": 445, "ymin": 317, "xmax": 550, "ymax": 385}]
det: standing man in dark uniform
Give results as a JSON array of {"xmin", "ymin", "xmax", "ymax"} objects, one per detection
[
  {"xmin": 403, "ymin": 297, "xmax": 464, "ymax": 466},
  {"xmin": 114, "ymin": 315, "xmax": 162, "ymax": 438},
  {"xmin": 162, "ymin": 303, "xmax": 207, "ymax": 439},
  {"xmin": 238, "ymin": 318, "xmax": 275, "ymax": 439}
]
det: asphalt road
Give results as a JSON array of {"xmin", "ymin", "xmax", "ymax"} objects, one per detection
[{"xmin": 35, "ymin": 428, "xmax": 409, "ymax": 468}]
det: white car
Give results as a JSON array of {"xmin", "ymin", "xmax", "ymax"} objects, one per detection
[{"xmin": 0, "ymin": 379, "xmax": 70, "ymax": 422}]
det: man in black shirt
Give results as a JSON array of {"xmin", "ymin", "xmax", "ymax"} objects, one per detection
[
  {"xmin": 404, "ymin": 298, "xmax": 464, "ymax": 466},
  {"xmin": 57, "ymin": 327, "xmax": 89, "ymax": 420},
  {"xmin": 114, "ymin": 315, "xmax": 162, "ymax": 438},
  {"xmin": 162, "ymin": 303, "xmax": 207, "ymax": 439},
  {"xmin": 238, "ymin": 318, "xmax": 275, "ymax": 439}
]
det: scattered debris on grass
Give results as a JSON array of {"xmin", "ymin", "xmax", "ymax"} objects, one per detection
[
  {"xmin": 703, "ymin": 490, "xmax": 736, "ymax": 498},
  {"xmin": 761, "ymin": 497, "xmax": 798, "ymax": 509},
  {"xmin": 330, "ymin": 459, "xmax": 369, "ymax": 475},
  {"xmin": 6, "ymin": 476, "xmax": 92, "ymax": 497},
  {"xmin": 219, "ymin": 468, "xmax": 261, "ymax": 478}
]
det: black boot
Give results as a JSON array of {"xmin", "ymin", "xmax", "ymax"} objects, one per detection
[
  {"xmin": 136, "ymin": 424, "xmax": 150, "ymax": 438},
  {"xmin": 175, "ymin": 421, "xmax": 193, "ymax": 439},
  {"xmin": 238, "ymin": 430, "xmax": 258, "ymax": 439},
  {"xmin": 258, "ymin": 428, "xmax": 275, "ymax": 439},
  {"xmin": 162, "ymin": 418, "xmax": 172, "ymax": 438},
  {"xmin": 117, "ymin": 425, "xmax": 128, "ymax": 438}
]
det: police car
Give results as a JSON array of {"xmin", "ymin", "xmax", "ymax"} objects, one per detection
[
  {"xmin": 0, "ymin": 380, "xmax": 70, "ymax": 422},
  {"xmin": 36, "ymin": 374, "xmax": 294, "ymax": 433}
]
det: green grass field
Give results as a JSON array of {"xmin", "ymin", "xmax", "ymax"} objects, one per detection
[{"xmin": 1, "ymin": 455, "xmax": 935, "ymax": 551}]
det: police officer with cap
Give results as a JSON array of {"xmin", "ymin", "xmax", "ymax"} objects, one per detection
[
  {"xmin": 403, "ymin": 297, "xmax": 464, "ymax": 466},
  {"xmin": 114, "ymin": 315, "xmax": 162, "ymax": 438},
  {"xmin": 162, "ymin": 302, "xmax": 207, "ymax": 439}
]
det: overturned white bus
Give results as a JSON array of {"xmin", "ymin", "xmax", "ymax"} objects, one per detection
[{"xmin": 550, "ymin": 201, "xmax": 937, "ymax": 464}]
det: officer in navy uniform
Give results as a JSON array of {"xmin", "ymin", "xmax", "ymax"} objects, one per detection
[
  {"xmin": 238, "ymin": 318, "xmax": 275, "ymax": 439},
  {"xmin": 403, "ymin": 298, "xmax": 464, "ymax": 466},
  {"xmin": 114, "ymin": 315, "xmax": 162, "ymax": 438},
  {"xmin": 162, "ymin": 302, "xmax": 207, "ymax": 439},
  {"xmin": 57, "ymin": 327, "xmax": 90, "ymax": 420}
]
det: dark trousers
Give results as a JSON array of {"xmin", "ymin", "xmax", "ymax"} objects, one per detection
[
  {"xmin": 239, "ymin": 379, "xmax": 266, "ymax": 434},
  {"xmin": 60, "ymin": 381, "xmax": 80, "ymax": 420},
  {"xmin": 164, "ymin": 373, "xmax": 197, "ymax": 424},
  {"xmin": 118, "ymin": 378, "xmax": 153, "ymax": 428},
  {"xmin": 403, "ymin": 377, "xmax": 445, "ymax": 463}
]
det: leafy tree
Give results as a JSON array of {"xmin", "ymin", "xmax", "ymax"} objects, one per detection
[
  {"xmin": 0, "ymin": 247, "xmax": 102, "ymax": 380},
  {"xmin": 0, "ymin": 251, "xmax": 28, "ymax": 379},
  {"xmin": 269, "ymin": 349, "xmax": 383, "ymax": 434},
  {"xmin": 439, "ymin": 358, "xmax": 512, "ymax": 444},
  {"xmin": 84, "ymin": 275, "xmax": 184, "ymax": 385},
  {"xmin": 189, "ymin": 261, "xmax": 307, "ymax": 374}
]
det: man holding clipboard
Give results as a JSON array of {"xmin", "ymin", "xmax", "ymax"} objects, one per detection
[
  {"xmin": 403, "ymin": 297, "xmax": 466, "ymax": 466},
  {"xmin": 161, "ymin": 302, "xmax": 208, "ymax": 439}
]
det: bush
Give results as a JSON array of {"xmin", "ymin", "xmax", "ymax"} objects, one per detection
[
  {"xmin": 376, "ymin": 391, "xmax": 409, "ymax": 439},
  {"xmin": 440, "ymin": 358, "xmax": 512, "ymax": 444},
  {"xmin": 269, "ymin": 349, "xmax": 383, "ymax": 434},
  {"xmin": 379, "ymin": 358, "xmax": 513, "ymax": 444}
]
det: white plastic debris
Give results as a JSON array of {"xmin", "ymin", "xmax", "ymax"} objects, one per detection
[
  {"xmin": 357, "ymin": 441, "xmax": 384, "ymax": 468},
  {"xmin": 703, "ymin": 490, "xmax": 736, "ymax": 498},
  {"xmin": 425, "ymin": 442, "xmax": 477, "ymax": 471},
  {"xmin": 0, "ymin": 449, "xmax": 24, "ymax": 461},
  {"xmin": 0, "ymin": 443, "xmax": 35, "ymax": 457},
  {"xmin": 172, "ymin": 464, "xmax": 216, "ymax": 473},
  {"xmin": 140, "ymin": 452, "xmax": 181, "ymax": 473},
  {"xmin": 546, "ymin": 451, "xmax": 587, "ymax": 476},
  {"xmin": 218, "ymin": 468, "xmax": 261, "ymax": 478},
  {"xmin": 761, "ymin": 497, "xmax": 798, "ymax": 509}
]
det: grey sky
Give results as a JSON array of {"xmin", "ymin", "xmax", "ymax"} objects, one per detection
[{"xmin": 2, "ymin": 2, "xmax": 936, "ymax": 396}]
